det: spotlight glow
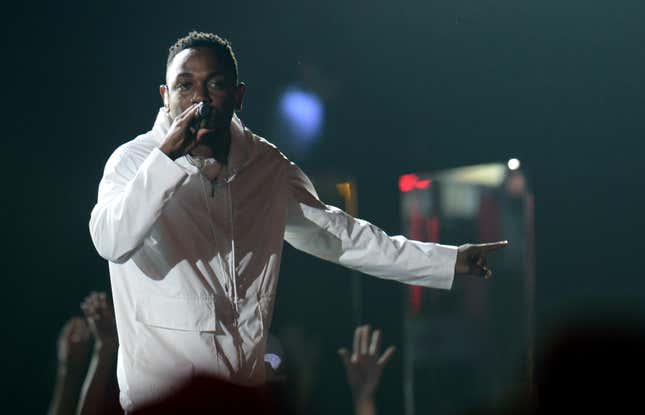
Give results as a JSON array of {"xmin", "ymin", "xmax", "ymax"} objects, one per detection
[
  {"xmin": 507, "ymin": 158, "xmax": 521, "ymax": 170},
  {"xmin": 279, "ymin": 87, "xmax": 324, "ymax": 143}
]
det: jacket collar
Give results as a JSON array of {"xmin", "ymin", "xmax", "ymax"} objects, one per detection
[{"xmin": 150, "ymin": 107, "xmax": 250, "ymax": 176}]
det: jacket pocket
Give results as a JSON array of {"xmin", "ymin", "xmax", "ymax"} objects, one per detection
[{"xmin": 134, "ymin": 295, "xmax": 216, "ymax": 331}]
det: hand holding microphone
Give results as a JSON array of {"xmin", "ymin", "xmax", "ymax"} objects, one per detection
[
  {"xmin": 189, "ymin": 101, "xmax": 212, "ymax": 135},
  {"xmin": 159, "ymin": 101, "xmax": 212, "ymax": 160}
]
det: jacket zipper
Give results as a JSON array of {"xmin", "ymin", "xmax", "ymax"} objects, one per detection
[
  {"xmin": 199, "ymin": 166, "xmax": 243, "ymax": 371},
  {"xmin": 200, "ymin": 174, "xmax": 234, "ymax": 307}
]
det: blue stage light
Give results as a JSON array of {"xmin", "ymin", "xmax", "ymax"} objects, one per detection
[{"xmin": 278, "ymin": 87, "xmax": 324, "ymax": 144}]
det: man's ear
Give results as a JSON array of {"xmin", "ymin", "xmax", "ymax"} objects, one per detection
[
  {"xmin": 234, "ymin": 82, "xmax": 247, "ymax": 111},
  {"xmin": 160, "ymin": 84, "xmax": 169, "ymax": 111}
]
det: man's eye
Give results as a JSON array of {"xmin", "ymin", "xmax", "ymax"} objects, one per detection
[
  {"xmin": 176, "ymin": 82, "xmax": 192, "ymax": 91},
  {"xmin": 208, "ymin": 80, "xmax": 225, "ymax": 90}
]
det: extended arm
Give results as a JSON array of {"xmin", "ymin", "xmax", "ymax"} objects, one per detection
[
  {"xmin": 284, "ymin": 162, "xmax": 458, "ymax": 289},
  {"xmin": 284, "ymin": 162, "xmax": 508, "ymax": 286}
]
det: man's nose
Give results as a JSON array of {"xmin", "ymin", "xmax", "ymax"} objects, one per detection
[{"xmin": 191, "ymin": 85, "xmax": 211, "ymax": 104}]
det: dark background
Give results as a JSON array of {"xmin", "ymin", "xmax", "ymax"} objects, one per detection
[{"xmin": 3, "ymin": 0, "xmax": 644, "ymax": 413}]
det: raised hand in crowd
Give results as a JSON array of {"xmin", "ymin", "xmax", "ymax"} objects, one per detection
[
  {"xmin": 48, "ymin": 317, "xmax": 92, "ymax": 415},
  {"xmin": 77, "ymin": 292, "xmax": 121, "ymax": 415},
  {"xmin": 338, "ymin": 325, "xmax": 396, "ymax": 415},
  {"xmin": 81, "ymin": 292, "xmax": 118, "ymax": 348}
]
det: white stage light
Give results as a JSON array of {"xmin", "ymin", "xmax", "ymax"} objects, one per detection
[{"xmin": 507, "ymin": 158, "xmax": 521, "ymax": 170}]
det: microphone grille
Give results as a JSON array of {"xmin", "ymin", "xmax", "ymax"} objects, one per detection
[{"xmin": 198, "ymin": 102, "xmax": 212, "ymax": 118}]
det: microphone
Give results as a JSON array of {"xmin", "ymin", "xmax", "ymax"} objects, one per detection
[{"xmin": 189, "ymin": 102, "xmax": 212, "ymax": 134}]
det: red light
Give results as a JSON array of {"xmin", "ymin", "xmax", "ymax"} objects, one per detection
[
  {"xmin": 416, "ymin": 179, "xmax": 432, "ymax": 189},
  {"xmin": 410, "ymin": 286, "xmax": 423, "ymax": 315},
  {"xmin": 399, "ymin": 174, "xmax": 418, "ymax": 192},
  {"xmin": 399, "ymin": 174, "xmax": 432, "ymax": 192}
]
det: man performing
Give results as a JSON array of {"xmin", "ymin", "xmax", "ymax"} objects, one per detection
[{"xmin": 89, "ymin": 31, "xmax": 507, "ymax": 411}]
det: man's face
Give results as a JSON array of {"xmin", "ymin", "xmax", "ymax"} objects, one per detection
[{"xmin": 161, "ymin": 47, "xmax": 244, "ymax": 133}]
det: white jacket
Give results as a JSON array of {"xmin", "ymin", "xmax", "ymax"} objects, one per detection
[{"xmin": 89, "ymin": 109, "xmax": 458, "ymax": 410}]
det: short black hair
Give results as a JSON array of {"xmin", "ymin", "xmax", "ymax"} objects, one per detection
[{"xmin": 167, "ymin": 31, "xmax": 239, "ymax": 84}]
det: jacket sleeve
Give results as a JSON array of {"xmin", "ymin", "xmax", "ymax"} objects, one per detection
[
  {"xmin": 89, "ymin": 145, "xmax": 187, "ymax": 263},
  {"xmin": 283, "ymin": 162, "xmax": 458, "ymax": 290}
]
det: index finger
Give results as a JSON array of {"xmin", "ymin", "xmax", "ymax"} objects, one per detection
[
  {"xmin": 177, "ymin": 103, "xmax": 201, "ymax": 123},
  {"xmin": 475, "ymin": 240, "xmax": 509, "ymax": 253}
]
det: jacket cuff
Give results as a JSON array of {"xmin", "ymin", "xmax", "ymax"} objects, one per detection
[{"xmin": 422, "ymin": 243, "xmax": 458, "ymax": 290}]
